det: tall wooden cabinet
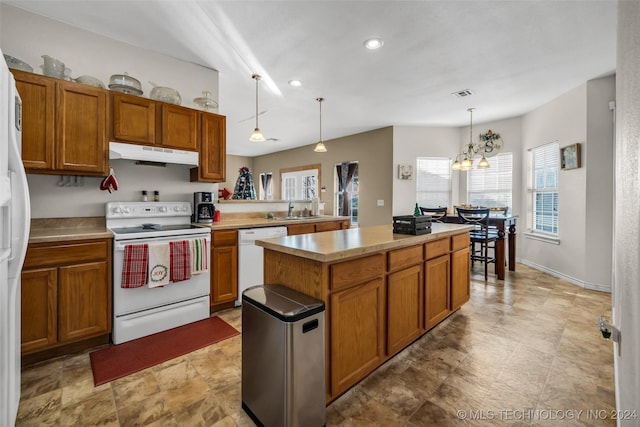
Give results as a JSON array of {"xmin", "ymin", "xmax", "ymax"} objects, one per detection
[
  {"xmin": 190, "ymin": 112, "xmax": 226, "ymax": 182},
  {"xmin": 21, "ymin": 239, "xmax": 112, "ymax": 358},
  {"xmin": 210, "ymin": 230, "xmax": 238, "ymax": 311},
  {"xmin": 14, "ymin": 70, "xmax": 108, "ymax": 175}
]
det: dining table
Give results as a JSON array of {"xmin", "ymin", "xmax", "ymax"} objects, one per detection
[{"xmin": 441, "ymin": 213, "xmax": 518, "ymax": 280}]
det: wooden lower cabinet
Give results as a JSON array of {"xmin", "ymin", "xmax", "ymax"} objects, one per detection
[
  {"xmin": 425, "ymin": 254, "xmax": 451, "ymax": 329},
  {"xmin": 330, "ymin": 277, "xmax": 386, "ymax": 397},
  {"xmin": 387, "ymin": 264, "xmax": 424, "ymax": 356},
  {"xmin": 21, "ymin": 239, "xmax": 111, "ymax": 357},
  {"xmin": 287, "ymin": 219, "xmax": 350, "ymax": 236},
  {"xmin": 210, "ymin": 230, "xmax": 238, "ymax": 310},
  {"xmin": 286, "ymin": 223, "xmax": 316, "ymax": 236},
  {"xmin": 451, "ymin": 246, "xmax": 471, "ymax": 310},
  {"xmin": 21, "ymin": 268, "xmax": 58, "ymax": 353}
]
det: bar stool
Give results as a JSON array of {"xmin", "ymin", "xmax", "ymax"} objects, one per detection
[{"xmin": 457, "ymin": 208, "xmax": 497, "ymax": 280}]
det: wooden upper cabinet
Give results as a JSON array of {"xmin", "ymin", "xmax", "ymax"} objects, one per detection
[
  {"xmin": 111, "ymin": 93, "xmax": 156, "ymax": 144},
  {"xmin": 161, "ymin": 105, "xmax": 199, "ymax": 151},
  {"xmin": 14, "ymin": 71, "xmax": 56, "ymax": 170},
  {"xmin": 56, "ymin": 81, "xmax": 108, "ymax": 174},
  {"xmin": 190, "ymin": 112, "xmax": 226, "ymax": 182},
  {"xmin": 13, "ymin": 71, "xmax": 107, "ymax": 176}
]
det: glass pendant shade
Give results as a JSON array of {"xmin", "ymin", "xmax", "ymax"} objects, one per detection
[
  {"xmin": 477, "ymin": 155, "xmax": 490, "ymax": 169},
  {"xmin": 250, "ymin": 128, "xmax": 265, "ymax": 142},
  {"xmin": 461, "ymin": 158, "xmax": 473, "ymax": 170},
  {"xmin": 452, "ymin": 160, "xmax": 461, "ymax": 170},
  {"xmin": 314, "ymin": 142, "xmax": 327, "ymax": 152}
]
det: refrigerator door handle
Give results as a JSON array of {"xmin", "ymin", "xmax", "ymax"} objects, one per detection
[{"xmin": 6, "ymin": 86, "xmax": 29, "ymax": 279}]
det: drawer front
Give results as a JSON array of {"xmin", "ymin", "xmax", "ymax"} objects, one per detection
[
  {"xmin": 315, "ymin": 221, "xmax": 341, "ymax": 232},
  {"xmin": 387, "ymin": 245, "xmax": 423, "ymax": 271},
  {"xmin": 24, "ymin": 240, "xmax": 110, "ymax": 268},
  {"xmin": 331, "ymin": 254, "xmax": 384, "ymax": 290},
  {"xmin": 425, "ymin": 238, "xmax": 450, "ymax": 260},
  {"xmin": 451, "ymin": 233, "xmax": 470, "ymax": 251},
  {"xmin": 213, "ymin": 230, "xmax": 237, "ymax": 246}
]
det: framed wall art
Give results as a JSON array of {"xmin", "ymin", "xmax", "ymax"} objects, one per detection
[
  {"xmin": 398, "ymin": 163, "xmax": 413, "ymax": 180},
  {"xmin": 560, "ymin": 143, "xmax": 581, "ymax": 170}
]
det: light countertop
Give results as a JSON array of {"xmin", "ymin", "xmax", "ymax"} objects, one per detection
[
  {"xmin": 29, "ymin": 217, "xmax": 112, "ymax": 244},
  {"xmin": 256, "ymin": 223, "xmax": 473, "ymax": 263},
  {"xmin": 201, "ymin": 215, "xmax": 349, "ymax": 231}
]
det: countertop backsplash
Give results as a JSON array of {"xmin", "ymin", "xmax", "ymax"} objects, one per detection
[{"xmin": 27, "ymin": 159, "xmax": 217, "ymax": 219}]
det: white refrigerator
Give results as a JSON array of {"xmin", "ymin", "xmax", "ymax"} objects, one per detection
[{"xmin": 0, "ymin": 49, "xmax": 31, "ymax": 427}]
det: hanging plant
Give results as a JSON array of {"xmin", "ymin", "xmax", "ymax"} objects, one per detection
[{"xmin": 478, "ymin": 130, "xmax": 503, "ymax": 154}]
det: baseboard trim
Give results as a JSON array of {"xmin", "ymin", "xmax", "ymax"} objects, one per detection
[{"xmin": 517, "ymin": 258, "xmax": 612, "ymax": 293}]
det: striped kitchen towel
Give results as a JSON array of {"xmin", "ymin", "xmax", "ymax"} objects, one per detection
[
  {"xmin": 121, "ymin": 244, "xmax": 149, "ymax": 288},
  {"xmin": 170, "ymin": 240, "xmax": 192, "ymax": 283},
  {"xmin": 190, "ymin": 237, "xmax": 209, "ymax": 274},
  {"xmin": 148, "ymin": 243, "xmax": 170, "ymax": 288}
]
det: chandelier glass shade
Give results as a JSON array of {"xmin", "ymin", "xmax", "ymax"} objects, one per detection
[
  {"xmin": 313, "ymin": 97, "xmax": 327, "ymax": 152},
  {"xmin": 249, "ymin": 74, "xmax": 265, "ymax": 142}
]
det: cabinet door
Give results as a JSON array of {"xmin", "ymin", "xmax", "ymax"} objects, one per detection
[
  {"xmin": 194, "ymin": 112, "xmax": 226, "ymax": 182},
  {"xmin": 14, "ymin": 71, "xmax": 56, "ymax": 170},
  {"xmin": 111, "ymin": 93, "xmax": 156, "ymax": 144},
  {"xmin": 451, "ymin": 246, "xmax": 471, "ymax": 311},
  {"xmin": 330, "ymin": 277, "xmax": 385, "ymax": 397},
  {"xmin": 58, "ymin": 261, "xmax": 110, "ymax": 342},
  {"xmin": 211, "ymin": 245, "xmax": 238, "ymax": 305},
  {"xmin": 21, "ymin": 268, "xmax": 58, "ymax": 353},
  {"xmin": 56, "ymin": 81, "xmax": 108, "ymax": 175},
  {"xmin": 387, "ymin": 264, "xmax": 423, "ymax": 355},
  {"xmin": 425, "ymin": 254, "xmax": 451, "ymax": 329},
  {"xmin": 161, "ymin": 104, "xmax": 198, "ymax": 151}
]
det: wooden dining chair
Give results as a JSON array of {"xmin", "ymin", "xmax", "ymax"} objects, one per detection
[
  {"xmin": 456, "ymin": 208, "xmax": 497, "ymax": 280},
  {"xmin": 419, "ymin": 207, "xmax": 447, "ymax": 222}
]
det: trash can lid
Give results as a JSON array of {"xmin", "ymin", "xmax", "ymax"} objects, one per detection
[{"xmin": 242, "ymin": 284, "xmax": 325, "ymax": 322}]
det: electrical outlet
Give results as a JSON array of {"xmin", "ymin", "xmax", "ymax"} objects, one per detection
[{"xmin": 377, "ymin": 200, "xmax": 384, "ymax": 206}]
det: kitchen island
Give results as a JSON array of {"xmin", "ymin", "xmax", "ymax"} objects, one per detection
[{"xmin": 256, "ymin": 223, "xmax": 473, "ymax": 403}]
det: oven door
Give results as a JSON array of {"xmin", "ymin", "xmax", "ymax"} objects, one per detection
[{"xmin": 112, "ymin": 233, "xmax": 211, "ymax": 317}]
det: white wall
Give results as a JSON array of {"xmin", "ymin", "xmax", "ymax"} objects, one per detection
[
  {"xmin": 1, "ymin": 5, "xmax": 220, "ymax": 218},
  {"xmin": 392, "ymin": 126, "xmax": 460, "ymax": 216},
  {"xmin": 519, "ymin": 77, "xmax": 615, "ymax": 291},
  {"xmin": 613, "ymin": 0, "xmax": 640, "ymax": 416}
]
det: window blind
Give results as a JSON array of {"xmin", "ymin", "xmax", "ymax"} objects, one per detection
[
  {"xmin": 467, "ymin": 152, "xmax": 513, "ymax": 209},
  {"xmin": 529, "ymin": 142, "xmax": 559, "ymax": 235},
  {"xmin": 416, "ymin": 157, "xmax": 451, "ymax": 209}
]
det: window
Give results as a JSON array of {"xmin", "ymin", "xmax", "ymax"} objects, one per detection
[
  {"xmin": 279, "ymin": 164, "xmax": 320, "ymax": 200},
  {"xmin": 416, "ymin": 157, "xmax": 451, "ymax": 209},
  {"xmin": 528, "ymin": 142, "xmax": 559, "ymax": 236},
  {"xmin": 467, "ymin": 152, "xmax": 513, "ymax": 209},
  {"xmin": 335, "ymin": 161, "xmax": 359, "ymax": 225}
]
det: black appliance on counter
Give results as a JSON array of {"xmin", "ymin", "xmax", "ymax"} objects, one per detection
[{"xmin": 194, "ymin": 192, "xmax": 215, "ymax": 224}]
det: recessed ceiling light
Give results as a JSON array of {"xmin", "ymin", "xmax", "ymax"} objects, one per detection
[
  {"xmin": 363, "ymin": 38, "xmax": 384, "ymax": 50},
  {"xmin": 288, "ymin": 79, "xmax": 303, "ymax": 87}
]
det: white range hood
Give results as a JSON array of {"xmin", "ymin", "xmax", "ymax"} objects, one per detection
[{"xmin": 109, "ymin": 141, "xmax": 198, "ymax": 166}]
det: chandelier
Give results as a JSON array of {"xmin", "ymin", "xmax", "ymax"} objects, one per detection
[{"xmin": 452, "ymin": 108, "xmax": 497, "ymax": 171}]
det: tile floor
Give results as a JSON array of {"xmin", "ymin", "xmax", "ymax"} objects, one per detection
[{"xmin": 16, "ymin": 263, "xmax": 615, "ymax": 426}]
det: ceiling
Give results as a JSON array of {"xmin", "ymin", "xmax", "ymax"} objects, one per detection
[{"xmin": 6, "ymin": 1, "xmax": 617, "ymax": 157}]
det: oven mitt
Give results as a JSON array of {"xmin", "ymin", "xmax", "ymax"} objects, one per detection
[{"xmin": 100, "ymin": 167, "xmax": 119, "ymax": 193}]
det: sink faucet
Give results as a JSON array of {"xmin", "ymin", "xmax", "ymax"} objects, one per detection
[{"xmin": 288, "ymin": 201, "xmax": 294, "ymax": 217}]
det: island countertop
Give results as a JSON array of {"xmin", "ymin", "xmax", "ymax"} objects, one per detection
[{"xmin": 256, "ymin": 223, "xmax": 473, "ymax": 263}]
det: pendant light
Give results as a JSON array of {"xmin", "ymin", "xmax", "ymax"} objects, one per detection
[
  {"xmin": 313, "ymin": 97, "xmax": 327, "ymax": 153},
  {"xmin": 249, "ymin": 74, "xmax": 265, "ymax": 142}
]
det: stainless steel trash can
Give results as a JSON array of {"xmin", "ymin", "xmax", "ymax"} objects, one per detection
[{"xmin": 242, "ymin": 284, "xmax": 326, "ymax": 427}]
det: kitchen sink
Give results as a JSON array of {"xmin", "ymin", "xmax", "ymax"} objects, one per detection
[{"xmin": 274, "ymin": 216, "xmax": 316, "ymax": 221}]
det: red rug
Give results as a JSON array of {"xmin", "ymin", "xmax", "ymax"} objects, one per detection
[{"xmin": 89, "ymin": 316, "xmax": 239, "ymax": 386}]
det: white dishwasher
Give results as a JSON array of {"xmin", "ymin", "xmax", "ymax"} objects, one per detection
[{"xmin": 237, "ymin": 226, "xmax": 288, "ymax": 306}]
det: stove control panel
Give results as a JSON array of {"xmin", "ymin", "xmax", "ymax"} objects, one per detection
[{"xmin": 106, "ymin": 202, "xmax": 192, "ymax": 219}]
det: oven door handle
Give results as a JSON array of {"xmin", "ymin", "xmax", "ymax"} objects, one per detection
[{"xmin": 113, "ymin": 236, "xmax": 211, "ymax": 252}]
